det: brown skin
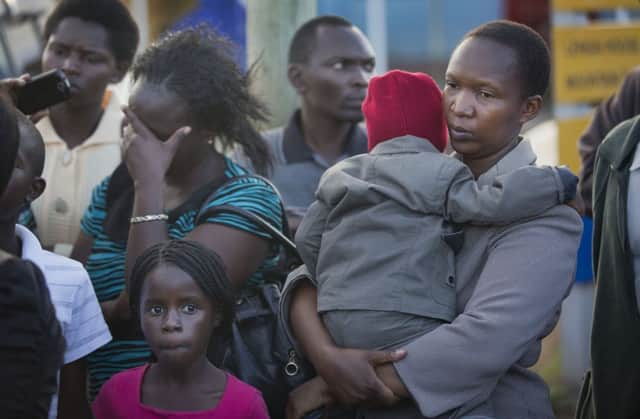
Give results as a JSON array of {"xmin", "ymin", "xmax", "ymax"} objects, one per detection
[
  {"xmin": 139, "ymin": 264, "xmax": 227, "ymax": 411},
  {"xmin": 98, "ymin": 81, "xmax": 269, "ymax": 332},
  {"xmin": 288, "ymin": 36, "xmax": 543, "ymax": 413},
  {"xmin": 445, "ymin": 37, "xmax": 542, "ymax": 177},
  {"xmin": 42, "ymin": 17, "xmax": 127, "ymax": 149},
  {"xmin": 288, "ymin": 24, "xmax": 375, "ymax": 165}
]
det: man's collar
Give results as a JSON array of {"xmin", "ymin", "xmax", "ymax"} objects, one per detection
[{"xmin": 282, "ymin": 109, "xmax": 367, "ymax": 163}]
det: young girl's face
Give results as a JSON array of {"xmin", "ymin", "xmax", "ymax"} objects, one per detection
[{"xmin": 140, "ymin": 264, "xmax": 220, "ymax": 368}]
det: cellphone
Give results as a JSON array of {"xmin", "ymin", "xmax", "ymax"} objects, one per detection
[{"xmin": 16, "ymin": 69, "xmax": 72, "ymax": 115}]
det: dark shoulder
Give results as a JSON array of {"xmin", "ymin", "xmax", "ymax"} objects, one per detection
[{"xmin": 598, "ymin": 115, "xmax": 640, "ymax": 163}]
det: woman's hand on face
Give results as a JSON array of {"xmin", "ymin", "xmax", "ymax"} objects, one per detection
[
  {"xmin": 121, "ymin": 106, "xmax": 191, "ymax": 186},
  {"xmin": 316, "ymin": 346, "xmax": 406, "ymax": 407}
]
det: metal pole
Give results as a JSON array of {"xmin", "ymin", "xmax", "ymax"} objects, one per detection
[
  {"xmin": 246, "ymin": 0, "xmax": 316, "ymax": 129},
  {"xmin": 365, "ymin": 0, "xmax": 388, "ymax": 74}
]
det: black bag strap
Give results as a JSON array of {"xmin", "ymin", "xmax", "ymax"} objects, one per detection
[
  {"xmin": 201, "ymin": 204, "xmax": 297, "ymax": 256},
  {"xmin": 195, "ymin": 174, "xmax": 298, "ymax": 257}
]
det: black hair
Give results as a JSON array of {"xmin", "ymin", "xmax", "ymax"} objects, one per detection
[
  {"xmin": 43, "ymin": 0, "xmax": 139, "ymax": 67},
  {"xmin": 129, "ymin": 240, "xmax": 235, "ymax": 348},
  {"xmin": 0, "ymin": 98, "xmax": 19, "ymax": 196},
  {"xmin": 463, "ymin": 20, "xmax": 550, "ymax": 98},
  {"xmin": 16, "ymin": 112, "xmax": 45, "ymax": 177},
  {"xmin": 288, "ymin": 15, "xmax": 354, "ymax": 64},
  {"xmin": 131, "ymin": 26, "xmax": 271, "ymax": 175}
]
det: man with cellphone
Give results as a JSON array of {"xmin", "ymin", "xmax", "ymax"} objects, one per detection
[{"xmin": 234, "ymin": 15, "xmax": 375, "ymax": 232}]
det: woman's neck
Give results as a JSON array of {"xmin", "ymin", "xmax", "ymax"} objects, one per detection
[
  {"xmin": 464, "ymin": 136, "xmax": 520, "ymax": 179},
  {"xmin": 166, "ymin": 148, "xmax": 226, "ymax": 190},
  {"xmin": 49, "ymin": 102, "xmax": 104, "ymax": 149}
]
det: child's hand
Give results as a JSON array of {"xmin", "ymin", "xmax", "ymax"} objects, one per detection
[{"xmin": 286, "ymin": 376, "xmax": 332, "ymax": 419}]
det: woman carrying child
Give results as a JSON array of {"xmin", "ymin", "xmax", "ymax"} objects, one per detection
[
  {"xmin": 282, "ymin": 20, "xmax": 583, "ymax": 419},
  {"xmin": 71, "ymin": 27, "xmax": 283, "ymax": 404}
]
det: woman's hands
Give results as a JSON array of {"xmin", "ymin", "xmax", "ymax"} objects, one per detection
[
  {"xmin": 121, "ymin": 106, "xmax": 191, "ymax": 186},
  {"xmin": 314, "ymin": 346, "xmax": 407, "ymax": 407}
]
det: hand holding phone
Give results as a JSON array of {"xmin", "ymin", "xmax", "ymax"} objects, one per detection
[{"xmin": 16, "ymin": 69, "xmax": 72, "ymax": 115}]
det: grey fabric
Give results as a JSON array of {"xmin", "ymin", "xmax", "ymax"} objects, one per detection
[
  {"xmin": 280, "ymin": 139, "xmax": 582, "ymax": 419},
  {"xmin": 322, "ymin": 309, "xmax": 443, "ymax": 350},
  {"xmin": 297, "ymin": 135, "xmax": 568, "ymax": 321}
]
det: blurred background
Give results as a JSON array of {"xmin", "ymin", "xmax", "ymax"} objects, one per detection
[{"xmin": 2, "ymin": 1, "xmax": 640, "ymax": 417}]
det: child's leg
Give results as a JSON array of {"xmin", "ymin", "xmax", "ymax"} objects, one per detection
[{"xmin": 322, "ymin": 310, "xmax": 444, "ymax": 350}]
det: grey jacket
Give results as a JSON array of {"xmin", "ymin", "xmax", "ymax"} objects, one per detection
[
  {"xmin": 296, "ymin": 135, "xmax": 573, "ymax": 321},
  {"xmin": 282, "ymin": 139, "xmax": 583, "ymax": 418}
]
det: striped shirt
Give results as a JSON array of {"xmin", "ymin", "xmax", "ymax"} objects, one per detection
[
  {"xmin": 82, "ymin": 157, "xmax": 283, "ymax": 400},
  {"xmin": 16, "ymin": 224, "xmax": 112, "ymax": 419}
]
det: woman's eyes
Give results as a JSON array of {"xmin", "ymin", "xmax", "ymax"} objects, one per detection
[{"xmin": 332, "ymin": 61, "xmax": 345, "ymax": 70}]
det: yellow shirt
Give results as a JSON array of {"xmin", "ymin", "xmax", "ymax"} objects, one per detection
[{"xmin": 32, "ymin": 93, "xmax": 122, "ymax": 253}]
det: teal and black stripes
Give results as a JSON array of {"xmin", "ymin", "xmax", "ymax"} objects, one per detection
[{"xmin": 82, "ymin": 158, "xmax": 284, "ymax": 399}]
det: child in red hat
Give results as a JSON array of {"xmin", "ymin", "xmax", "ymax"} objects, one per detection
[{"xmin": 288, "ymin": 70, "xmax": 577, "ymax": 418}]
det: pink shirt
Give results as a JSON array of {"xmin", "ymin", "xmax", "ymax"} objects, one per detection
[{"xmin": 92, "ymin": 365, "xmax": 270, "ymax": 419}]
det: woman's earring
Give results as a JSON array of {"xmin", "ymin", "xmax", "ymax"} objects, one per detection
[{"xmin": 207, "ymin": 138, "xmax": 214, "ymax": 146}]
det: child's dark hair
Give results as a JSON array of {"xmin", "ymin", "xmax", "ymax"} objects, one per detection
[
  {"xmin": 463, "ymin": 20, "xmax": 550, "ymax": 98},
  {"xmin": 130, "ymin": 26, "xmax": 272, "ymax": 175},
  {"xmin": 43, "ymin": 0, "xmax": 140, "ymax": 67},
  {"xmin": 129, "ymin": 240, "xmax": 235, "ymax": 342}
]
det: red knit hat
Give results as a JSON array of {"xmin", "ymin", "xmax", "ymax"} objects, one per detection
[{"xmin": 362, "ymin": 70, "xmax": 448, "ymax": 152}]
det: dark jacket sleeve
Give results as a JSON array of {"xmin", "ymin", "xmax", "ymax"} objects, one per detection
[
  {"xmin": 578, "ymin": 66, "xmax": 640, "ymax": 215},
  {"xmin": 0, "ymin": 255, "xmax": 65, "ymax": 419}
]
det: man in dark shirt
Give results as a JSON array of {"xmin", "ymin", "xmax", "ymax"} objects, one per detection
[{"xmin": 235, "ymin": 15, "xmax": 375, "ymax": 232}]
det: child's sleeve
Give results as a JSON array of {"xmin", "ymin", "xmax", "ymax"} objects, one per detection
[{"xmin": 444, "ymin": 161, "xmax": 576, "ymax": 225}]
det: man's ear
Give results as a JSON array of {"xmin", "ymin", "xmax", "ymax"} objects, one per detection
[
  {"xmin": 287, "ymin": 63, "xmax": 306, "ymax": 94},
  {"xmin": 26, "ymin": 177, "xmax": 46, "ymax": 203},
  {"xmin": 110, "ymin": 61, "xmax": 130, "ymax": 84},
  {"xmin": 519, "ymin": 95, "xmax": 542, "ymax": 124}
]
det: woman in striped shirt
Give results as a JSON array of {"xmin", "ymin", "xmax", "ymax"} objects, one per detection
[{"xmin": 70, "ymin": 27, "xmax": 283, "ymax": 401}]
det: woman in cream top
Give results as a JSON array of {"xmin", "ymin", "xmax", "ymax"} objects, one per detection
[{"xmin": 32, "ymin": 93, "xmax": 123, "ymax": 255}]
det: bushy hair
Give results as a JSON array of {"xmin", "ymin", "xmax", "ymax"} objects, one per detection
[
  {"xmin": 288, "ymin": 15, "xmax": 354, "ymax": 64},
  {"xmin": 43, "ymin": 0, "xmax": 139, "ymax": 67},
  {"xmin": 131, "ymin": 26, "xmax": 271, "ymax": 175},
  {"xmin": 463, "ymin": 20, "xmax": 550, "ymax": 98},
  {"xmin": 0, "ymin": 98, "xmax": 19, "ymax": 195},
  {"xmin": 129, "ymin": 240, "xmax": 235, "ymax": 345}
]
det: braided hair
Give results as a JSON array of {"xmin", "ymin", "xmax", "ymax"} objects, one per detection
[
  {"xmin": 130, "ymin": 26, "xmax": 272, "ymax": 175},
  {"xmin": 130, "ymin": 240, "xmax": 235, "ymax": 344}
]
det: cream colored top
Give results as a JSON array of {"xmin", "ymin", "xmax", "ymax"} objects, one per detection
[{"xmin": 32, "ymin": 93, "xmax": 122, "ymax": 252}]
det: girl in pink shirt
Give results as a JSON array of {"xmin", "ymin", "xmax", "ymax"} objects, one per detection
[{"xmin": 92, "ymin": 240, "xmax": 269, "ymax": 419}]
